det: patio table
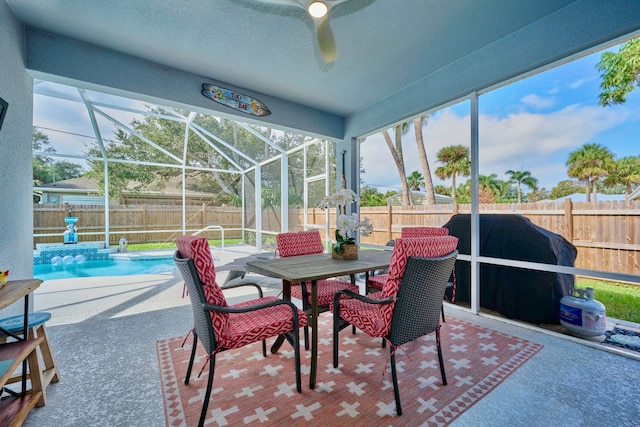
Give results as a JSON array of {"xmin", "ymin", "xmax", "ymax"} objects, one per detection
[{"xmin": 245, "ymin": 249, "xmax": 392, "ymax": 389}]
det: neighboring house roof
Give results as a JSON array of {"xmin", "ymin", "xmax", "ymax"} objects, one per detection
[
  {"xmin": 546, "ymin": 193, "xmax": 626, "ymax": 203},
  {"xmin": 34, "ymin": 176, "xmax": 99, "ymax": 193},
  {"xmin": 386, "ymin": 191, "xmax": 455, "ymax": 206},
  {"xmin": 628, "ymin": 186, "xmax": 640, "ymax": 201}
]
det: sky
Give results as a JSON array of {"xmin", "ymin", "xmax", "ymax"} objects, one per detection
[
  {"xmin": 33, "ymin": 40, "xmax": 640, "ymax": 196},
  {"xmin": 33, "ymin": 82, "xmax": 153, "ymax": 164},
  {"xmin": 360, "ymin": 44, "xmax": 640, "ymax": 194}
]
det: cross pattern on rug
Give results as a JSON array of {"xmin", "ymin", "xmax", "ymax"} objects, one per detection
[{"xmin": 157, "ymin": 314, "xmax": 542, "ymax": 426}]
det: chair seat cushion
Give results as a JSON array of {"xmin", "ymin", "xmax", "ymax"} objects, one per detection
[
  {"xmin": 290, "ymin": 280, "xmax": 359, "ymax": 306},
  {"xmin": 218, "ymin": 297, "xmax": 309, "ymax": 349},
  {"xmin": 367, "ymin": 274, "xmax": 388, "ymax": 291},
  {"xmin": 335, "ymin": 292, "xmax": 390, "ymax": 337}
]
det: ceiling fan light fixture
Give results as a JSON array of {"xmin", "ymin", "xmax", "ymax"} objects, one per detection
[{"xmin": 308, "ymin": 1, "xmax": 328, "ymax": 18}]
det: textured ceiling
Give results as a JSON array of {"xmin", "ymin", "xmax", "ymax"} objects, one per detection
[{"xmin": 6, "ymin": 0, "xmax": 640, "ymax": 136}]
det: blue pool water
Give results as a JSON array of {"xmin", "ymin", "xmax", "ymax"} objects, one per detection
[{"xmin": 34, "ymin": 257, "xmax": 177, "ymax": 280}]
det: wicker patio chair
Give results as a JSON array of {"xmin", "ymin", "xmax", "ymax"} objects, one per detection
[
  {"xmin": 332, "ymin": 237, "xmax": 458, "ymax": 416},
  {"xmin": 174, "ymin": 235, "xmax": 308, "ymax": 427},
  {"xmin": 367, "ymin": 227, "xmax": 456, "ymax": 321},
  {"xmin": 276, "ymin": 230, "xmax": 359, "ymax": 349},
  {"xmin": 367, "ymin": 226, "xmax": 449, "ymax": 290}
]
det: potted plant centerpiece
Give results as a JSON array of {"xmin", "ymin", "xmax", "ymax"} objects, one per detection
[{"xmin": 319, "ymin": 189, "xmax": 373, "ymax": 260}]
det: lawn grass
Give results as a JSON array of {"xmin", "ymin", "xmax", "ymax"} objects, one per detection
[
  {"xmin": 576, "ymin": 277, "xmax": 640, "ymax": 324},
  {"xmin": 116, "ymin": 239, "xmax": 243, "ymax": 251}
]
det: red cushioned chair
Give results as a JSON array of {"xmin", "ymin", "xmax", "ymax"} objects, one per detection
[
  {"xmin": 367, "ymin": 227, "xmax": 449, "ymax": 291},
  {"xmin": 367, "ymin": 227, "xmax": 456, "ymax": 321},
  {"xmin": 276, "ymin": 230, "xmax": 360, "ymax": 349},
  {"xmin": 174, "ymin": 235, "xmax": 308, "ymax": 427},
  {"xmin": 332, "ymin": 236, "xmax": 459, "ymax": 416}
]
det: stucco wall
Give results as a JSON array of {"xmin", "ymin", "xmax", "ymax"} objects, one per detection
[{"xmin": 0, "ymin": 2, "xmax": 35, "ymax": 316}]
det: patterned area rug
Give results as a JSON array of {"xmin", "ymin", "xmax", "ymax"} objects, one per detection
[
  {"xmin": 604, "ymin": 327, "xmax": 640, "ymax": 352},
  {"xmin": 157, "ymin": 314, "xmax": 542, "ymax": 426}
]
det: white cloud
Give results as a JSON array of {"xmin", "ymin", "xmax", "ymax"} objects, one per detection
[
  {"xmin": 569, "ymin": 76, "xmax": 597, "ymax": 89},
  {"xmin": 361, "ymin": 104, "xmax": 630, "ymax": 191},
  {"xmin": 361, "ymin": 109, "xmax": 469, "ymax": 191},
  {"xmin": 521, "ymin": 94, "xmax": 556, "ymax": 109},
  {"xmin": 478, "ymin": 104, "xmax": 628, "ymax": 181}
]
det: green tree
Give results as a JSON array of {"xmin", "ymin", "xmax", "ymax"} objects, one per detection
[
  {"xmin": 434, "ymin": 185, "xmax": 450, "ymax": 196},
  {"xmin": 406, "ymin": 170, "xmax": 424, "ymax": 191},
  {"xmin": 33, "ymin": 129, "xmax": 55, "ymax": 186},
  {"xmin": 603, "ymin": 156, "xmax": 640, "ymax": 198},
  {"xmin": 478, "ymin": 173, "xmax": 500, "ymax": 194},
  {"xmin": 435, "ymin": 145, "xmax": 470, "ymax": 197},
  {"xmin": 596, "ymin": 37, "xmax": 640, "ymax": 106},
  {"xmin": 456, "ymin": 177, "xmax": 499, "ymax": 203},
  {"xmin": 527, "ymin": 187, "xmax": 550, "ymax": 202},
  {"xmin": 86, "ymin": 108, "xmax": 224, "ymax": 198},
  {"xmin": 494, "ymin": 180, "xmax": 517, "ymax": 203},
  {"xmin": 549, "ymin": 179, "xmax": 584, "ymax": 200},
  {"xmin": 505, "ymin": 169, "xmax": 538, "ymax": 203},
  {"xmin": 360, "ymin": 185, "xmax": 392, "ymax": 207},
  {"xmin": 33, "ymin": 128, "xmax": 84, "ymax": 187},
  {"xmin": 84, "ymin": 107, "xmax": 320, "ymax": 211},
  {"xmin": 455, "ymin": 181, "xmax": 471, "ymax": 203},
  {"xmin": 566, "ymin": 143, "xmax": 615, "ymax": 202}
]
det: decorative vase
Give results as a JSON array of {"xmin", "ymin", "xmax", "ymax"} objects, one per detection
[{"xmin": 332, "ymin": 243, "xmax": 358, "ymax": 260}]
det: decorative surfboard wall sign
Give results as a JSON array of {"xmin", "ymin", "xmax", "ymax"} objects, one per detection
[{"xmin": 201, "ymin": 84, "xmax": 271, "ymax": 117}]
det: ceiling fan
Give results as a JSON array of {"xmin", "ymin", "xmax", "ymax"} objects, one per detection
[{"xmin": 254, "ymin": 0, "xmax": 349, "ymax": 63}]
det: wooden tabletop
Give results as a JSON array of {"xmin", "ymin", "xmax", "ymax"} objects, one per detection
[
  {"xmin": 0, "ymin": 279, "xmax": 43, "ymax": 310},
  {"xmin": 245, "ymin": 249, "xmax": 392, "ymax": 282}
]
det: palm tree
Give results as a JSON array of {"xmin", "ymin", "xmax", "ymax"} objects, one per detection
[
  {"xmin": 603, "ymin": 155, "xmax": 640, "ymax": 198},
  {"xmin": 406, "ymin": 170, "xmax": 424, "ymax": 191},
  {"xmin": 413, "ymin": 116, "xmax": 436, "ymax": 205},
  {"xmin": 566, "ymin": 143, "xmax": 615, "ymax": 202},
  {"xmin": 435, "ymin": 145, "xmax": 470, "ymax": 198},
  {"xmin": 382, "ymin": 124, "xmax": 412, "ymax": 206},
  {"xmin": 494, "ymin": 179, "xmax": 516, "ymax": 202},
  {"xmin": 505, "ymin": 169, "xmax": 538, "ymax": 203},
  {"xmin": 478, "ymin": 173, "xmax": 500, "ymax": 193}
]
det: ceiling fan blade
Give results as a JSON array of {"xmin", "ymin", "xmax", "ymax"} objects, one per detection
[
  {"xmin": 316, "ymin": 16, "xmax": 337, "ymax": 63},
  {"xmin": 253, "ymin": 0, "xmax": 304, "ymax": 8}
]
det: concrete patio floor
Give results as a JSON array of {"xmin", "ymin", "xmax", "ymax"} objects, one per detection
[{"xmin": 20, "ymin": 245, "xmax": 640, "ymax": 426}]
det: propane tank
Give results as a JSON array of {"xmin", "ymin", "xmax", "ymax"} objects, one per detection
[{"xmin": 559, "ymin": 287, "xmax": 606, "ymax": 337}]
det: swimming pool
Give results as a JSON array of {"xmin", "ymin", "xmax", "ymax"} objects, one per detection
[{"xmin": 34, "ymin": 257, "xmax": 177, "ymax": 280}]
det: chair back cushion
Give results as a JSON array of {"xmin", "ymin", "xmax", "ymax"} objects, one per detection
[
  {"xmin": 401, "ymin": 226, "xmax": 449, "ymax": 238},
  {"xmin": 176, "ymin": 235, "xmax": 229, "ymax": 335},
  {"xmin": 276, "ymin": 230, "xmax": 325, "ymax": 258},
  {"xmin": 380, "ymin": 236, "xmax": 458, "ymax": 327}
]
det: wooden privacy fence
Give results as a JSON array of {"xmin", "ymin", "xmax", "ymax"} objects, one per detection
[
  {"xmin": 34, "ymin": 199, "xmax": 640, "ymax": 275},
  {"xmin": 33, "ymin": 204, "xmax": 243, "ymax": 246},
  {"xmin": 294, "ymin": 199, "xmax": 640, "ymax": 276}
]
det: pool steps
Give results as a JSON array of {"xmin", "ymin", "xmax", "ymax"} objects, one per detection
[
  {"xmin": 33, "ymin": 243, "xmax": 175, "ymax": 265},
  {"xmin": 33, "ymin": 243, "xmax": 113, "ymax": 265}
]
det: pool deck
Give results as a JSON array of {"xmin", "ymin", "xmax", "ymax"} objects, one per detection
[
  {"xmin": 34, "ymin": 244, "xmax": 282, "ymax": 326},
  {"xmin": 21, "ymin": 244, "xmax": 640, "ymax": 426}
]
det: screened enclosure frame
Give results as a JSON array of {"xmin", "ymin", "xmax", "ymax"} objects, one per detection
[{"xmin": 32, "ymin": 81, "xmax": 335, "ymax": 248}]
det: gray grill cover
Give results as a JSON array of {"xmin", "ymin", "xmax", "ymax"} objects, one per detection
[{"xmin": 443, "ymin": 214, "xmax": 577, "ymax": 324}]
